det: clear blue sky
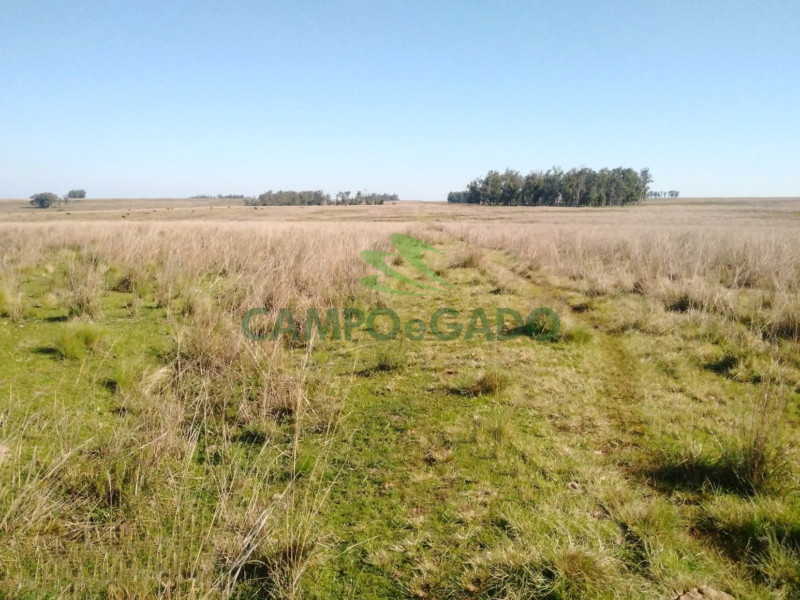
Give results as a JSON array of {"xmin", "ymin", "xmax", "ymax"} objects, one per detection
[{"xmin": 1, "ymin": 1, "xmax": 798, "ymax": 199}]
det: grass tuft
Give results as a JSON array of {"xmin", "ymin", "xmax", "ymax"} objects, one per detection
[
  {"xmin": 359, "ymin": 344, "xmax": 408, "ymax": 376},
  {"xmin": 449, "ymin": 248, "xmax": 484, "ymax": 269},
  {"xmin": 563, "ymin": 325, "xmax": 593, "ymax": 344},
  {"xmin": 0, "ymin": 281, "xmax": 24, "ymax": 323},
  {"xmin": 65, "ymin": 259, "xmax": 105, "ymax": 318},
  {"xmin": 464, "ymin": 368, "xmax": 510, "ymax": 396},
  {"xmin": 648, "ymin": 437, "xmax": 789, "ymax": 497},
  {"xmin": 53, "ymin": 321, "xmax": 105, "ymax": 360},
  {"xmin": 696, "ymin": 497, "xmax": 800, "ymax": 592},
  {"xmin": 765, "ymin": 299, "xmax": 800, "ymax": 341}
]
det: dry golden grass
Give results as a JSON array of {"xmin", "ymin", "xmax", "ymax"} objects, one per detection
[
  {"xmin": 439, "ymin": 203, "xmax": 800, "ymax": 341},
  {"xmin": 0, "ymin": 220, "xmax": 404, "ymax": 320}
]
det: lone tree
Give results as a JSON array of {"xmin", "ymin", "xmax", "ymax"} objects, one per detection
[
  {"xmin": 639, "ymin": 168, "xmax": 653, "ymax": 204},
  {"xmin": 29, "ymin": 192, "xmax": 60, "ymax": 209},
  {"xmin": 66, "ymin": 189, "xmax": 86, "ymax": 199}
]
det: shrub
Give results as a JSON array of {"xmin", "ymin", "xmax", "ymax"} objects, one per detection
[{"xmin": 29, "ymin": 192, "xmax": 59, "ymax": 209}]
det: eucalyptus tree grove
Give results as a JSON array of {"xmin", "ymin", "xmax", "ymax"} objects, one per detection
[{"xmin": 448, "ymin": 167, "xmax": 653, "ymax": 206}]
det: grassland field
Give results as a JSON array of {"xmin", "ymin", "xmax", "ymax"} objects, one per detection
[{"xmin": 1, "ymin": 197, "xmax": 799, "ymax": 599}]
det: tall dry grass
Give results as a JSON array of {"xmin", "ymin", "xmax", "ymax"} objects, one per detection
[
  {"xmin": 445, "ymin": 222, "xmax": 800, "ymax": 340},
  {"xmin": 0, "ymin": 220, "xmax": 402, "ymax": 597},
  {"xmin": 0, "ymin": 220, "xmax": 396, "ymax": 307}
]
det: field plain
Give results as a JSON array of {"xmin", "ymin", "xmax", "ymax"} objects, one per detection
[{"xmin": 1, "ymin": 198, "xmax": 799, "ymax": 599}]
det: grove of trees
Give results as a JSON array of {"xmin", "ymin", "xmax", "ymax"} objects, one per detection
[
  {"xmin": 245, "ymin": 190, "xmax": 398, "ymax": 206},
  {"xmin": 29, "ymin": 189, "xmax": 87, "ymax": 208},
  {"xmin": 447, "ymin": 167, "xmax": 653, "ymax": 206}
]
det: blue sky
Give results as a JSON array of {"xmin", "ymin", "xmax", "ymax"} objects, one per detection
[{"xmin": 1, "ymin": 1, "xmax": 798, "ymax": 199}]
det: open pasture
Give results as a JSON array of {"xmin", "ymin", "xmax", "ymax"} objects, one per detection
[{"xmin": 1, "ymin": 198, "xmax": 799, "ymax": 599}]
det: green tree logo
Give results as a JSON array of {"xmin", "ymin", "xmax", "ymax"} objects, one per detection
[{"xmin": 360, "ymin": 234, "xmax": 453, "ymax": 296}]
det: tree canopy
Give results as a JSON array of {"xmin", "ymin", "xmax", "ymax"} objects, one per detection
[
  {"xmin": 245, "ymin": 190, "xmax": 398, "ymax": 206},
  {"xmin": 448, "ymin": 167, "xmax": 653, "ymax": 207},
  {"xmin": 29, "ymin": 192, "xmax": 60, "ymax": 209}
]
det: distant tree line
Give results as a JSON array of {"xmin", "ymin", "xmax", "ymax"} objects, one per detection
[
  {"xmin": 191, "ymin": 194, "xmax": 247, "ymax": 199},
  {"xmin": 334, "ymin": 191, "xmax": 398, "ymax": 205},
  {"xmin": 244, "ymin": 190, "xmax": 398, "ymax": 206},
  {"xmin": 647, "ymin": 190, "xmax": 680, "ymax": 198},
  {"xmin": 447, "ymin": 168, "xmax": 653, "ymax": 206},
  {"xmin": 29, "ymin": 189, "xmax": 86, "ymax": 208}
]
